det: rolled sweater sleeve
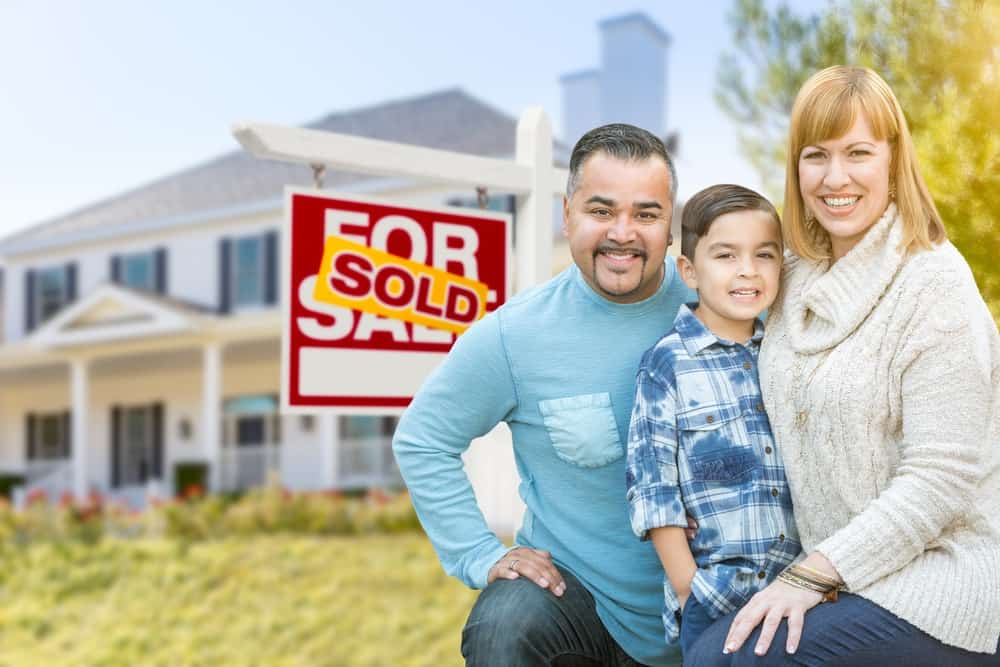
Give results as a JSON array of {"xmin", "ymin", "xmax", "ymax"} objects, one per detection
[
  {"xmin": 816, "ymin": 278, "xmax": 992, "ymax": 590},
  {"xmin": 392, "ymin": 312, "xmax": 518, "ymax": 590}
]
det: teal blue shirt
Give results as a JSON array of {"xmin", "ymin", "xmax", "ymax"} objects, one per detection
[{"xmin": 393, "ymin": 259, "xmax": 695, "ymax": 666}]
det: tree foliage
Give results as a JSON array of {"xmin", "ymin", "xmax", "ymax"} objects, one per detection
[{"xmin": 717, "ymin": 0, "xmax": 1000, "ymax": 318}]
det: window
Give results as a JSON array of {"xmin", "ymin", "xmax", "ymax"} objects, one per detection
[
  {"xmin": 219, "ymin": 232, "xmax": 276, "ymax": 314},
  {"xmin": 122, "ymin": 252, "xmax": 155, "ymax": 291},
  {"xmin": 30, "ymin": 413, "xmax": 70, "ymax": 460},
  {"xmin": 26, "ymin": 262, "xmax": 76, "ymax": 331},
  {"xmin": 36, "ymin": 266, "xmax": 69, "ymax": 324},
  {"xmin": 223, "ymin": 395, "xmax": 281, "ymax": 447},
  {"xmin": 233, "ymin": 237, "xmax": 264, "ymax": 307}
]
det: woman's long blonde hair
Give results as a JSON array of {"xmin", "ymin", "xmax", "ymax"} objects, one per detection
[{"xmin": 784, "ymin": 66, "xmax": 945, "ymax": 260}]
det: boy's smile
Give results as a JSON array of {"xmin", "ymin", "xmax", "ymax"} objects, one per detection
[{"xmin": 678, "ymin": 210, "xmax": 782, "ymax": 342}]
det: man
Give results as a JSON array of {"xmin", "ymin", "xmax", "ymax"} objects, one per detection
[{"xmin": 393, "ymin": 124, "xmax": 695, "ymax": 666}]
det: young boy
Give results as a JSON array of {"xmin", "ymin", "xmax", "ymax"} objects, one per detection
[{"xmin": 625, "ymin": 184, "xmax": 802, "ymax": 657}]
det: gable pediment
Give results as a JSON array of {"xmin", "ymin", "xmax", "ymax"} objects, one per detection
[{"xmin": 30, "ymin": 283, "xmax": 207, "ymax": 348}]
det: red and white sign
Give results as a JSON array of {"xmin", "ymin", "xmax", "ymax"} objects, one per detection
[{"xmin": 282, "ymin": 187, "xmax": 512, "ymax": 412}]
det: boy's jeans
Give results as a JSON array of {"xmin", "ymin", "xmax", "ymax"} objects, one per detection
[{"xmin": 679, "ymin": 595, "xmax": 715, "ymax": 658}]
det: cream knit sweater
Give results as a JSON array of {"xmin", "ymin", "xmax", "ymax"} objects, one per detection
[{"xmin": 760, "ymin": 204, "xmax": 1000, "ymax": 653}]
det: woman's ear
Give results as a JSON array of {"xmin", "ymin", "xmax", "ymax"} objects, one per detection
[{"xmin": 677, "ymin": 254, "xmax": 699, "ymax": 291}]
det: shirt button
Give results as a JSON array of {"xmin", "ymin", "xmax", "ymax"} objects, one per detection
[
  {"xmin": 706, "ymin": 415, "xmax": 715, "ymax": 424},
  {"xmin": 771, "ymin": 488, "xmax": 779, "ymax": 497},
  {"xmin": 743, "ymin": 361, "xmax": 753, "ymax": 370},
  {"xmin": 757, "ymin": 571, "xmax": 766, "ymax": 579},
  {"xmin": 765, "ymin": 446, "xmax": 773, "ymax": 454},
  {"xmin": 756, "ymin": 403, "xmax": 765, "ymax": 412}
]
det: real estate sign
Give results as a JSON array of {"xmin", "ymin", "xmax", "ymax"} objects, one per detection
[{"xmin": 282, "ymin": 187, "xmax": 512, "ymax": 412}]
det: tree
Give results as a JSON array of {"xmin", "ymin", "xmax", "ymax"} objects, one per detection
[{"xmin": 717, "ymin": 0, "xmax": 1000, "ymax": 319}]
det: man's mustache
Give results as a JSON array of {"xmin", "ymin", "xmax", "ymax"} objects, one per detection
[{"xmin": 593, "ymin": 243, "xmax": 647, "ymax": 259}]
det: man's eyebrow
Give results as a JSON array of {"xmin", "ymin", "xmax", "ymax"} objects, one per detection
[
  {"xmin": 634, "ymin": 201, "xmax": 664, "ymax": 210},
  {"xmin": 584, "ymin": 196, "xmax": 615, "ymax": 207}
]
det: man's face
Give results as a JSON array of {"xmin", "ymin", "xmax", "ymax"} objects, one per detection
[{"xmin": 562, "ymin": 152, "xmax": 673, "ymax": 303}]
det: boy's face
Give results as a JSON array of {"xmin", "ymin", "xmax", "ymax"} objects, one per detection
[{"xmin": 678, "ymin": 210, "xmax": 782, "ymax": 341}]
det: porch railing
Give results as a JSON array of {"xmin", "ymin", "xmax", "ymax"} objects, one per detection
[
  {"xmin": 337, "ymin": 436, "xmax": 403, "ymax": 490},
  {"xmin": 219, "ymin": 443, "xmax": 281, "ymax": 492}
]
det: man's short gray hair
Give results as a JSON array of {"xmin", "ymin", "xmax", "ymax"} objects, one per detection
[{"xmin": 565, "ymin": 123, "xmax": 677, "ymax": 204}]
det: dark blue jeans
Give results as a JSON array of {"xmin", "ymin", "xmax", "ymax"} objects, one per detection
[
  {"xmin": 684, "ymin": 592, "xmax": 1000, "ymax": 666},
  {"xmin": 461, "ymin": 566, "xmax": 658, "ymax": 666}
]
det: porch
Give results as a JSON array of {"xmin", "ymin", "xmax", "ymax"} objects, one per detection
[{"xmin": 0, "ymin": 284, "xmax": 403, "ymax": 507}]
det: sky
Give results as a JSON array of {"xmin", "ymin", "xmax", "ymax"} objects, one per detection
[{"xmin": 0, "ymin": 0, "xmax": 827, "ymax": 239}]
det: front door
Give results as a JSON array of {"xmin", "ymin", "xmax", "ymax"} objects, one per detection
[{"xmin": 111, "ymin": 403, "xmax": 163, "ymax": 488}]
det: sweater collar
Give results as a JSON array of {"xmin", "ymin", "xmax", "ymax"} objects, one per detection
[{"xmin": 787, "ymin": 203, "xmax": 906, "ymax": 353}]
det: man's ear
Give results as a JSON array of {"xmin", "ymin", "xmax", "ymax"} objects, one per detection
[
  {"xmin": 676, "ymin": 254, "xmax": 698, "ymax": 291},
  {"xmin": 561, "ymin": 195, "xmax": 571, "ymax": 239}
]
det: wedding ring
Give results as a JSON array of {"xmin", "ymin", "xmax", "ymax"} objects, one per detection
[{"xmin": 508, "ymin": 559, "xmax": 520, "ymax": 572}]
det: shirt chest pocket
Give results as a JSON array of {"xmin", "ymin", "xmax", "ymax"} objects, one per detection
[
  {"xmin": 538, "ymin": 393, "xmax": 623, "ymax": 468},
  {"xmin": 677, "ymin": 404, "xmax": 757, "ymax": 484}
]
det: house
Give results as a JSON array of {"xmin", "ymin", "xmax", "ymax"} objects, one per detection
[
  {"xmin": 0, "ymin": 12, "xmax": 675, "ymax": 530},
  {"xmin": 0, "ymin": 89, "xmax": 564, "ymax": 506}
]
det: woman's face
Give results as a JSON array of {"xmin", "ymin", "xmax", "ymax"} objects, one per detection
[{"xmin": 798, "ymin": 113, "xmax": 892, "ymax": 262}]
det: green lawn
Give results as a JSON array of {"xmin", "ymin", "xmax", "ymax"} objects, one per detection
[{"xmin": 0, "ymin": 534, "xmax": 478, "ymax": 666}]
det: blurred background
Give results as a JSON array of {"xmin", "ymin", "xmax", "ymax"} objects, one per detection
[{"xmin": 0, "ymin": 1, "xmax": 996, "ymax": 665}]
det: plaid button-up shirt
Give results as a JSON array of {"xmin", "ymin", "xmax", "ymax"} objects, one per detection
[{"xmin": 626, "ymin": 304, "xmax": 801, "ymax": 643}]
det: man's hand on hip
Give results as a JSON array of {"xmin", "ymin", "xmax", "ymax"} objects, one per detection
[{"xmin": 487, "ymin": 546, "xmax": 567, "ymax": 597}]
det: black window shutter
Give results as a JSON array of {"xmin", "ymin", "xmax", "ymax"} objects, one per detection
[
  {"xmin": 110, "ymin": 255, "xmax": 121, "ymax": 284},
  {"xmin": 151, "ymin": 402, "xmax": 164, "ymax": 478},
  {"xmin": 219, "ymin": 238, "xmax": 232, "ymax": 314},
  {"xmin": 111, "ymin": 406, "xmax": 122, "ymax": 488},
  {"xmin": 25, "ymin": 413, "xmax": 37, "ymax": 461},
  {"xmin": 270, "ymin": 393, "xmax": 281, "ymax": 445},
  {"xmin": 25, "ymin": 269, "xmax": 36, "ymax": 333},
  {"xmin": 264, "ymin": 230, "xmax": 278, "ymax": 306},
  {"xmin": 65, "ymin": 262, "xmax": 77, "ymax": 302},
  {"xmin": 154, "ymin": 248, "xmax": 167, "ymax": 295},
  {"xmin": 62, "ymin": 410, "xmax": 72, "ymax": 458}
]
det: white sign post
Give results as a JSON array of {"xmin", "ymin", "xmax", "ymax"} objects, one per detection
[{"xmin": 233, "ymin": 109, "xmax": 567, "ymax": 534}]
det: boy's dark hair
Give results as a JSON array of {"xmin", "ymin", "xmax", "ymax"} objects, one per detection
[
  {"xmin": 567, "ymin": 123, "xmax": 677, "ymax": 204},
  {"xmin": 681, "ymin": 184, "xmax": 781, "ymax": 259}
]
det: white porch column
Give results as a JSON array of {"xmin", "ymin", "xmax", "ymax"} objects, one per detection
[
  {"xmin": 70, "ymin": 359, "xmax": 89, "ymax": 500},
  {"xmin": 201, "ymin": 343, "xmax": 222, "ymax": 491},
  {"xmin": 319, "ymin": 415, "xmax": 338, "ymax": 489}
]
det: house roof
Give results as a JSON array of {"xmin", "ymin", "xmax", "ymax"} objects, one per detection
[{"xmin": 2, "ymin": 88, "xmax": 556, "ymax": 255}]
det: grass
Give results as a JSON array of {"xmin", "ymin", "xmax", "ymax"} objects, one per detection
[{"xmin": 0, "ymin": 534, "xmax": 478, "ymax": 666}]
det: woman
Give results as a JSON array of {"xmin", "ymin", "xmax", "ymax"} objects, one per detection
[{"xmin": 686, "ymin": 66, "xmax": 1000, "ymax": 665}]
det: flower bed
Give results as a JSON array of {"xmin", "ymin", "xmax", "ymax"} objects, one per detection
[{"xmin": 0, "ymin": 481, "xmax": 421, "ymax": 546}]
